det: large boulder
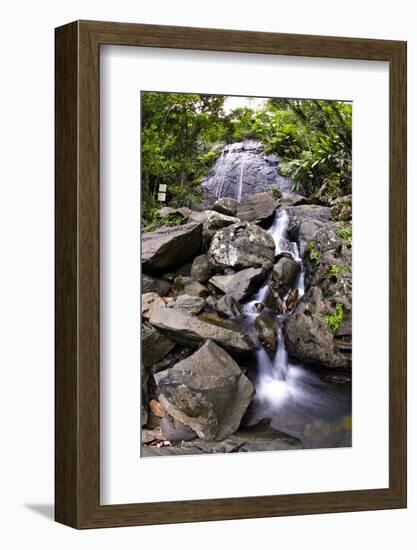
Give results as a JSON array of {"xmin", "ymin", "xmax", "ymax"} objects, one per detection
[
  {"xmin": 142, "ymin": 222, "xmax": 202, "ymax": 270},
  {"xmin": 209, "ymin": 267, "xmax": 266, "ymax": 302},
  {"xmin": 208, "ymin": 222, "xmax": 275, "ymax": 271},
  {"xmin": 237, "ymin": 190, "xmax": 281, "ymax": 225},
  {"xmin": 155, "ymin": 340, "xmax": 255, "ymax": 440},
  {"xmin": 212, "ymin": 197, "xmax": 239, "ymax": 217},
  {"xmin": 188, "ymin": 210, "xmax": 239, "ymax": 244},
  {"xmin": 149, "ymin": 307, "xmax": 255, "ymax": 354},
  {"xmin": 283, "ymin": 307, "xmax": 348, "ymax": 368},
  {"xmin": 142, "ymin": 322, "xmax": 176, "ymax": 368},
  {"xmin": 286, "ymin": 205, "xmax": 332, "ymax": 254}
]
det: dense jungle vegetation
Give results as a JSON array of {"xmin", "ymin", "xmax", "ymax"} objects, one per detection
[{"xmin": 141, "ymin": 92, "xmax": 352, "ymax": 228}]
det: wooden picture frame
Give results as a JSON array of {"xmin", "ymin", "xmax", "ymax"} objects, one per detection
[{"xmin": 55, "ymin": 20, "xmax": 407, "ymax": 528}]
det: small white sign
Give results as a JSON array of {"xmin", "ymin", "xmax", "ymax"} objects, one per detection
[
  {"xmin": 158, "ymin": 184, "xmax": 167, "ymax": 192},
  {"xmin": 157, "ymin": 192, "xmax": 166, "ymax": 202}
]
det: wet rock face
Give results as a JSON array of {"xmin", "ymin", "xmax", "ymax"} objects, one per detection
[
  {"xmin": 155, "ymin": 340, "xmax": 255, "ymax": 441},
  {"xmin": 304, "ymin": 222, "xmax": 352, "ymax": 306},
  {"xmin": 208, "ymin": 222, "xmax": 275, "ymax": 271},
  {"xmin": 255, "ymin": 314, "xmax": 278, "ymax": 354},
  {"xmin": 142, "ymin": 222, "xmax": 203, "ymax": 271},
  {"xmin": 283, "ymin": 217, "xmax": 352, "ymax": 369},
  {"xmin": 201, "ymin": 140, "xmax": 293, "ymax": 201},
  {"xmin": 272, "ymin": 255, "xmax": 301, "ymax": 297}
]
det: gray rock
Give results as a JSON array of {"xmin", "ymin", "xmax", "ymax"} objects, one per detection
[
  {"xmin": 157, "ymin": 206, "xmax": 177, "ymax": 217},
  {"xmin": 168, "ymin": 294, "xmax": 205, "ymax": 315},
  {"xmin": 212, "ymin": 197, "xmax": 239, "ymax": 217},
  {"xmin": 201, "ymin": 140, "xmax": 292, "ymax": 200},
  {"xmin": 142, "ymin": 292, "xmax": 165, "ymax": 320},
  {"xmin": 141, "ymin": 445, "xmax": 204, "ymax": 457},
  {"xmin": 142, "ymin": 222, "xmax": 202, "ymax": 270},
  {"xmin": 272, "ymin": 256, "xmax": 301, "ymax": 297},
  {"xmin": 181, "ymin": 419, "xmax": 304, "ymax": 453},
  {"xmin": 142, "ymin": 427, "xmax": 164, "ymax": 443},
  {"xmin": 277, "ymin": 192, "xmax": 308, "ymax": 207},
  {"xmin": 304, "ymin": 222, "xmax": 352, "ymax": 307},
  {"xmin": 190, "ymin": 254, "xmax": 213, "ymax": 282},
  {"xmin": 155, "ymin": 340, "xmax": 255, "ymax": 440},
  {"xmin": 142, "ymin": 321, "xmax": 176, "ymax": 368},
  {"xmin": 284, "ymin": 308, "xmax": 348, "ymax": 368},
  {"xmin": 286, "ymin": 205, "xmax": 332, "ymax": 254},
  {"xmin": 149, "ymin": 307, "xmax": 255, "ymax": 354},
  {"xmin": 188, "ymin": 209, "xmax": 239, "ymax": 244},
  {"xmin": 264, "ymin": 287, "xmax": 284, "ymax": 314},
  {"xmin": 255, "ymin": 314, "xmax": 278, "ymax": 354},
  {"xmin": 142, "ymin": 273, "xmax": 171, "ymax": 296},
  {"xmin": 237, "ymin": 190, "xmax": 280, "ymax": 225},
  {"xmin": 172, "ymin": 276, "xmax": 209, "ymax": 297},
  {"xmin": 330, "ymin": 195, "xmax": 352, "ymax": 222},
  {"xmin": 160, "ymin": 414, "xmax": 198, "ymax": 442},
  {"xmin": 215, "ymin": 295, "xmax": 243, "ymax": 319},
  {"xmin": 208, "ymin": 222, "xmax": 275, "ymax": 271},
  {"xmin": 209, "ymin": 267, "xmax": 266, "ymax": 302}
]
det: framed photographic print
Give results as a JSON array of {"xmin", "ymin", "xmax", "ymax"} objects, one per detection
[{"xmin": 55, "ymin": 20, "xmax": 407, "ymax": 528}]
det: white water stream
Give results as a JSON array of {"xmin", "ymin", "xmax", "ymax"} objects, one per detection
[{"xmin": 208, "ymin": 145, "xmax": 351, "ymax": 448}]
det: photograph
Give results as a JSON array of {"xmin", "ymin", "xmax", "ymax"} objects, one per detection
[{"xmin": 140, "ymin": 92, "xmax": 353, "ymax": 457}]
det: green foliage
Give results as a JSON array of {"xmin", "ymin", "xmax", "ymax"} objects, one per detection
[
  {"xmin": 265, "ymin": 99, "xmax": 352, "ymax": 201},
  {"xmin": 307, "ymin": 240, "xmax": 319, "ymax": 261},
  {"xmin": 141, "ymin": 92, "xmax": 227, "ymax": 227},
  {"xmin": 143, "ymin": 211, "xmax": 188, "ymax": 233},
  {"xmin": 339, "ymin": 225, "xmax": 352, "ymax": 247},
  {"xmin": 328, "ymin": 264, "xmax": 342, "ymax": 279},
  {"xmin": 325, "ymin": 303, "xmax": 344, "ymax": 332},
  {"xmin": 141, "ymin": 92, "xmax": 352, "ymax": 226},
  {"xmin": 271, "ymin": 186, "xmax": 282, "ymax": 199}
]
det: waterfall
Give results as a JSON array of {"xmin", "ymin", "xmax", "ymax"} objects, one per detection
[
  {"xmin": 201, "ymin": 140, "xmax": 293, "ymax": 201},
  {"xmin": 243, "ymin": 208, "xmax": 305, "ymax": 402}
]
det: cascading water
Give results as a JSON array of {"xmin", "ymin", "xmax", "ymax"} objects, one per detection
[
  {"xmin": 207, "ymin": 143, "xmax": 351, "ymax": 449},
  {"xmin": 241, "ymin": 209, "xmax": 350, "ymax": 448},
  {"xmin": 243, "ymin": 208, "xmax": 303, "ymax": 390},
  {"xmin": 201, "ymin": 140, "xmax": 293, "ymax": 201}
]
